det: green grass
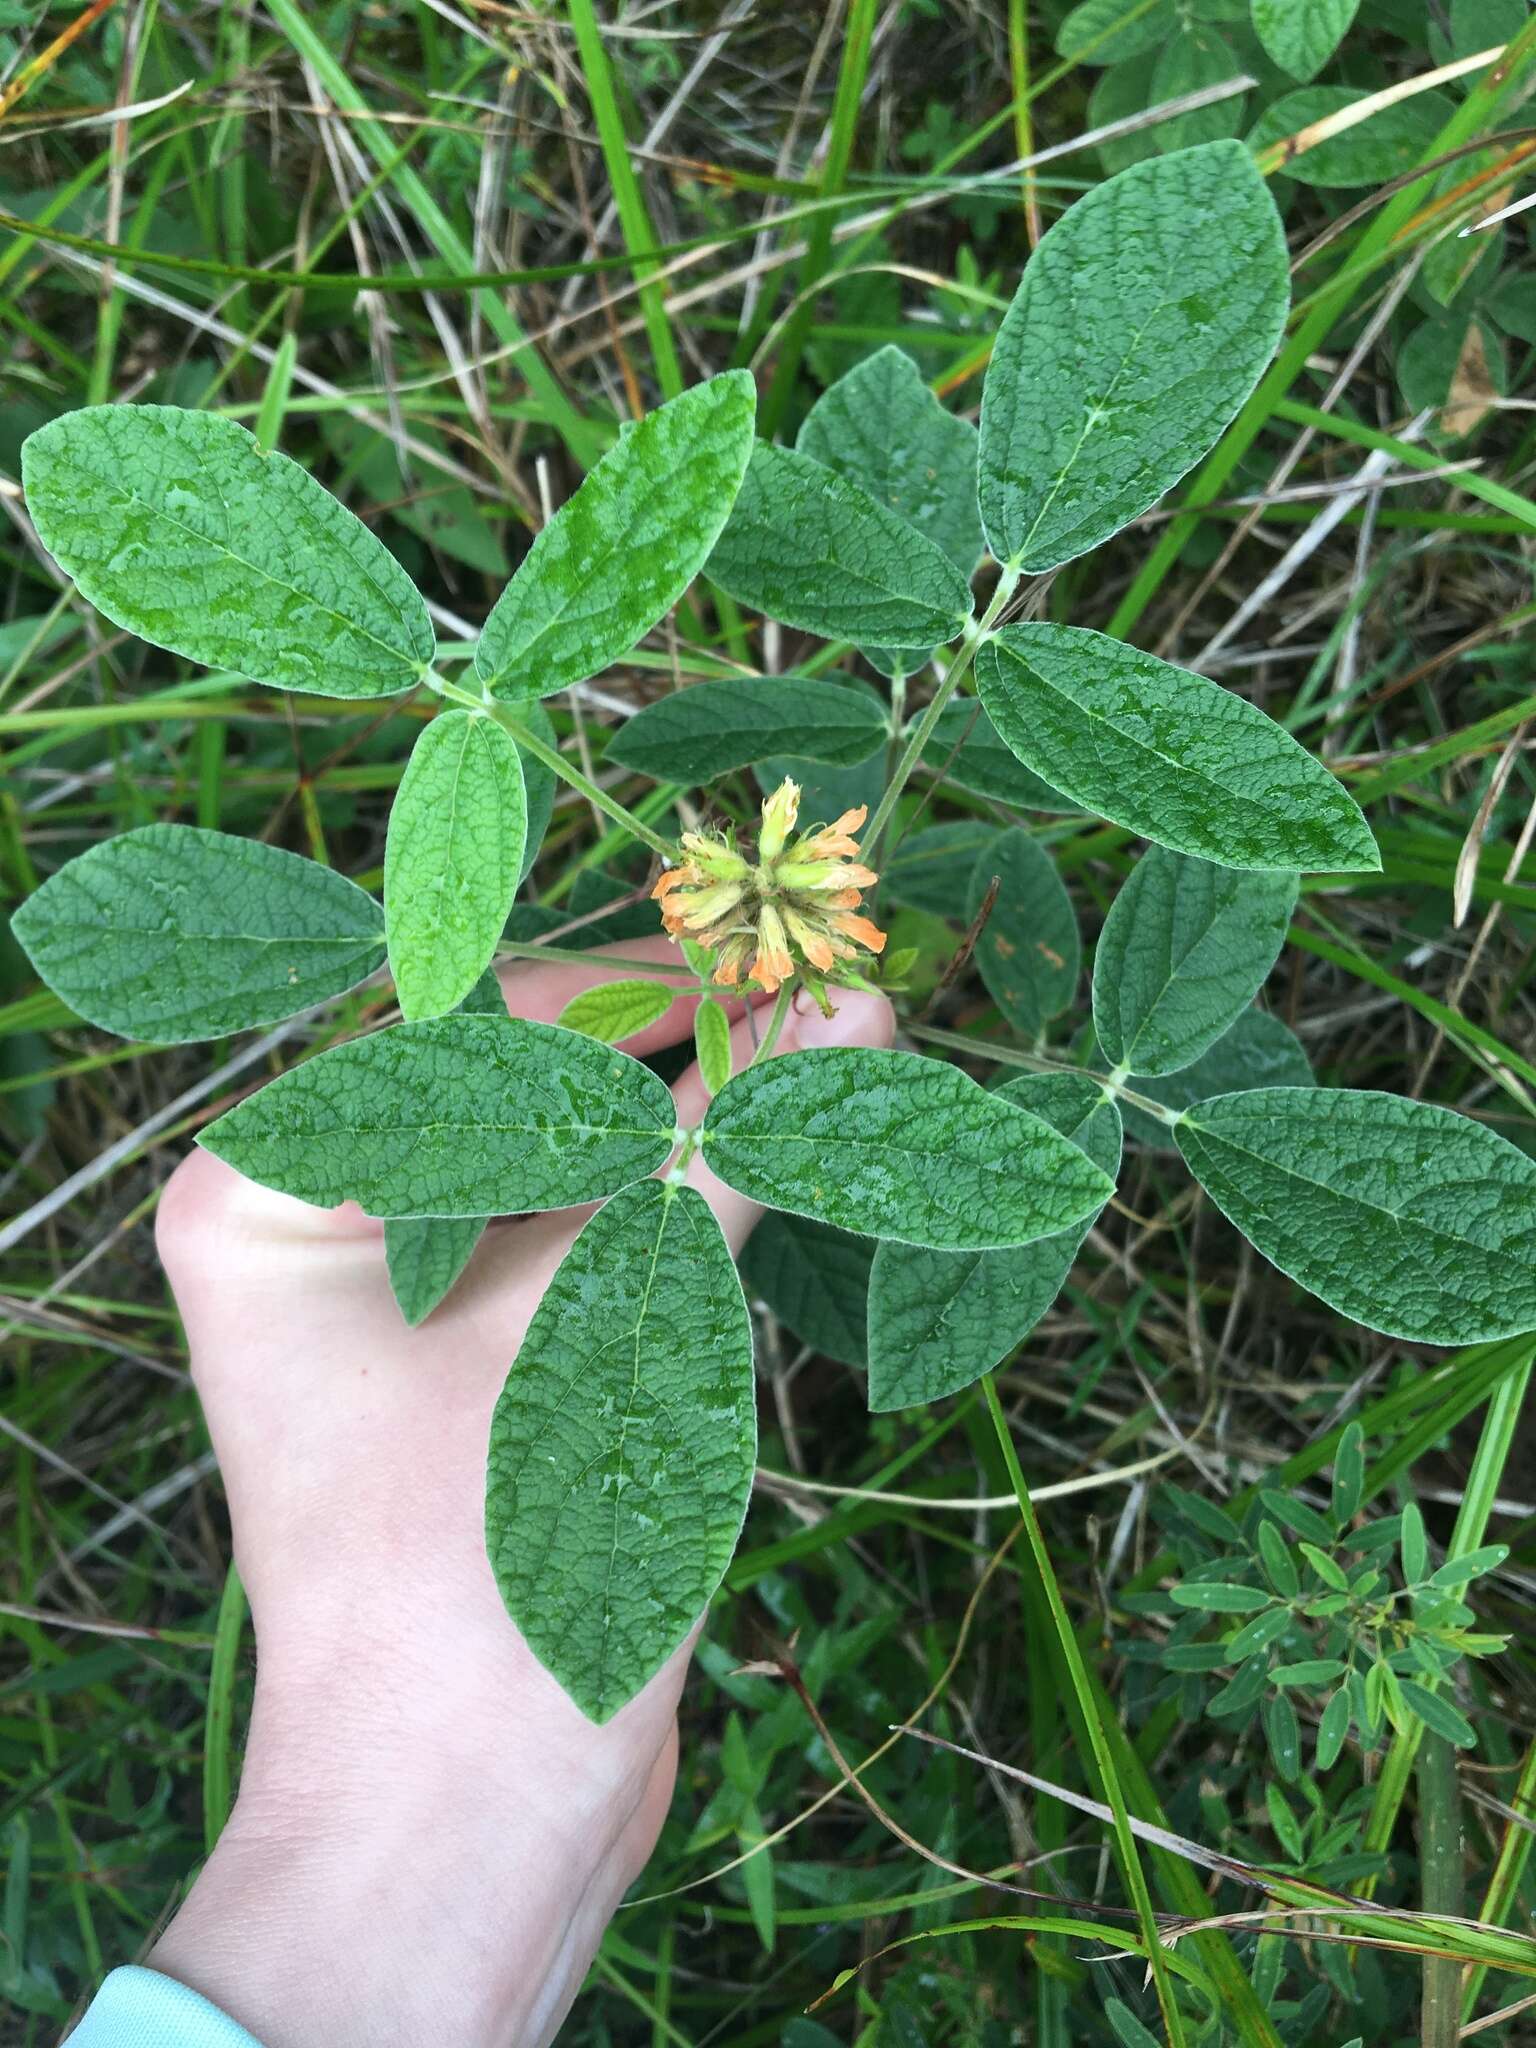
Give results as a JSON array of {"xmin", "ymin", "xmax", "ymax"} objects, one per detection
[{"xmin": 4, "ymin": 4, "xmax": 1536, "ymax": 2044}]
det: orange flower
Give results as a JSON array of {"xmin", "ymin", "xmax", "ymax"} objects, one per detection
[{"xmin": 650, "ymin": 779, "xmax": 886, "ymax": 996}]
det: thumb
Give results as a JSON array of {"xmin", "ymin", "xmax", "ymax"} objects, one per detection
[{"xmin": 672, "ymin": 985, "xmax": 895, "ymax": 1257}]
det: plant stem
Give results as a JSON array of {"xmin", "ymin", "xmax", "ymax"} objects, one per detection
[
  {"xmin": 429, "ymin": 672, "xmax": 678, "ymax": 862},
  {"xmin": 865, "ymin": 570, "xmax": 1019, "ymax": 854},
  {"xmin": 980, "ymin": 1374, "xmax": 1187, "ymax": 2046},
  {"xmin": 494, "ymin": 939, "xmax": 698, "ymax": 980},
  {"xmin": 748, "ymin": 982, "xmax": 795, "ymax": 1066},
  {"xmin": 907, "ymin": 1021, "xmax": 1180, "ymax": 1125},
  {"xmin": 1418, "ymin": 1731, "xmax": 1461, "ymax": 2048}
]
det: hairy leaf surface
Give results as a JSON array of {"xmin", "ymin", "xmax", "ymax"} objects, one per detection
[
  {"xmin": 385, "ymin": 711, "xmax": 527, "ymax": 1021},
  {"xmin": 384, "ymin": 1216, "xmax": 488, "ymax": 1326},
  {"xmin": 1178, "ymin": 1088, "xmax": 1536, "ymax": 1343},
  {"xmin": 702, "ymin": 1046, "xmax": 1114, "ymax": 1249},
  {"xmin": 867, "ymin": 1075, "xmax": 1120, "ymax": 1409},
  {"xmin": 707, "ymin": 441, "xmax": 975, "ymax": 654},
  {"xmin": 977, "ymin": 626, "xmax": 1379, "ymax": 873},
  {"xmin": 200, "ymin": 1015, "xmax": 676, "ymax": 1217},
  {"xmin": 557, "ymin": 978, "xmax": 676, "ymax": 1044},
  {"xmin": 978, "ymin": 142, "xmax": 1289, "ymax": 570},
  {"xmin": 477, "ymin": 372, "xmax": 755, "ymax": 700},
  {"xmin": 12, "ymin": 825, "xmax": 385, "ymax": 1042},
  {"xmin": 1093, "ymin": 847, "xmax": 1297, "ymax": 1076},
  {"xmin": 606, "ymin": 675, "xmax": 886, "ymax": 782},
  {"xmin": 485, "ymin": 1179, "xmax": 755, "ymax": 1721},
  {"xmin": 22, "ymin": 407, "xmax": 433, "ymax": 696}
]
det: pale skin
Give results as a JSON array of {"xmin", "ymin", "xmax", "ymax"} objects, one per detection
[{"xmin": 148, "ymin": 937, "xmax": 894, "ymax": 2048}]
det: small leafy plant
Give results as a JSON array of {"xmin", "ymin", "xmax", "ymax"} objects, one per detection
[{"xmin": 15, "ymin": 139, "xmax": 1536, "ymax": 1726}]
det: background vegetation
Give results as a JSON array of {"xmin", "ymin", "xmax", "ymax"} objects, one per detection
[{"xmin": 4, "ymin": 1, "xmax": 1536, "ymax": 2041}]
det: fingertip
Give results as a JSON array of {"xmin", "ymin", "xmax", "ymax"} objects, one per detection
[{"xmin": 788, "ymin": 985, "xmax": 896, "ymax": 1053}]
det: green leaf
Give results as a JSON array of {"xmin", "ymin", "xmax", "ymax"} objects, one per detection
[
  {"xmin": 926, "ymin": 699, "xmax": 1079, "ymax": 814},
  {"xmin": 796, "ymin": 345, "xmax": 982, "ymax": 673},
  {"xmin": 384, "ymin": 711, "xmax": 527, "ymax": 1022},
  {"xmin": 485, "ymin": 1179, "xmax": 755, "ymax": 1722},
  {"xmin": 1315, "ymin": 1687, "xmax": 1351, "ymax": 1770},
  {"xmin": 1227, "ymin": 1606, "xmax": 1293, "ymax": 1660},
  {"xmin": 21, "ymin": 407, "xmax": 433, "ymax": 697},
  {"xmin": 1397, "ymin": 1680, "xmax": 1476, "ymax": 1749},
  {"xmin": 1104, "ymin": 1999, "xmax": 1163, "ymax": 2048},
  {"xmin": 738, "ymin": 1211, "xmax": 874, "ymax": 1369},
  {"xmin": 977, "ymin": 142, "xmax": 1289, "ymax": 571},
  {"xmin": 1169, "ymin": 1580, "xmax": 1270, "ymax": 1612},
  {"xmin": 1266, "ymin": 1784, "xmax": 1305, "ymax": 1863},
  {"xmin": 977, "ymin": 625, "xmax": 1380, "ymax": 873},
  {"xmin": 1300, "ymin": 1542, "xmax": 1350, "ymax": 1593},
  {"xmin": 968, "ymin": 828, "xmax": 1081, "ymax": 1037},
  {"xmin": 1094, "ymin": 847, "xmax": 1297, "ymax": 1077},
  {"xmin": 866, "ymin": 1075, "xmax": 1120, "ymax": 1409},
  {"xmin": 1119, "ymin": 1007, "xmax": 1314, "ymax": 1149},
  {"xmin": 706, "ymin": 441, "xmax": 975, "ymax": 655},
  {"xmin": 1264, "ymin": 1690, "xmax": 1301, "ymax": 1780},
  {"xmin": 1399, "ymin": 1502, "xmax": 1427, "ymax": 1586},
  {"xmin": 1258, "ymin": 1521, "xmax": 1300, "ymax": 1598},
  {"xmin": 1056, "ymin": 0, "xmax": 1173, "ymax": 64},
  {"xmin": 1331, "ymin": 1420, "xmax": 1365, "ymax": 1524},
  {"xmin": 1251, "ymin": 0, "xmax": 1360, "ymax": 80},
  {"xmin": 694, "ymin": 997, "xmax": 733, "ymax": 1097},
  {"xmin": 12, "ymin": 824, "xmax": 385, "ymax": 1043},
  {"xmin": 1248, "ymin": 87, "xmax": 1453, "ymax": 189},
  {"xmin": 1261, "ymin": 1489, "xmax": 1334, "ymax": 1546},
  {"xmin": 606, "ymin": 675, "xmax": 887, "ymax": 783},
  {"xmin": 1429, "ymin": 1546, "xmax": 1508, "ymax": 1589},
  {"xmin": 883, "ymin": 821, "xmax": 1003, "ymax": 918},
  {"xmin": 557, "ymin": 978, "xmax": 675, "ymax": 1045},
  {"xmin": 702, "ymin": 1047, "xmax": 1115, "ymax": 1251},
  {"xmin": 384, "ymin": 1216, "xmax": 488, "ymax": 1326},
  {"xmin": 1273, "ymin": 1658, "xmax": 1346, "ymax": 1686},
  {"xmin": 476, "ymin": 372, "xmax": 756, "ymax": 701},
  {"xmin": 1177, "ymin": 1087, "xmax": 1536, "ymax": 1343},
  {"xmin": 515, "ymin": 700, "xmax": 558, "ymax": 888},
  {"xmin": 200, "ymin": 1015, "xmax": 676, "ymax": 1218},
  {"xmin": 1151, "ymin": 24, "xmax": 1248, "ymax": 155}
]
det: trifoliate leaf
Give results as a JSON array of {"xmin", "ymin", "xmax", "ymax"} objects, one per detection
[
  {"xmin": 22, "ymin": 407, "xmax": 433, "ymax": 696},
  {"xmin": 12, "ymin": 825, "xmax": 385, "ymax": 1042},
  {"xmin": 702, "ymin": 1046, "xmax": 1115, "ymax": 1250},
  {"xmin": 485, "ymin": 1179, "xmax": 755, "ymax": 1721},
  {"xmin": 1178, "ymin": 1088, "xmax": 1536, "ymax": 1343},
  {"xmin": 200, "ymin": 1015, "xmax": 676, "ymax": 1217},
  {"xmin": 978, "ymin": 142, "xmax": 1289, "ymax": 571},
  {"xmin": 1093, "ymin": 847, "xmax": 1297, "ymax": 1077},
  {"xmin": 476, "ymin": 372, "xmax": 756, "ymax": 701},
  {"xmin": 866, "ymin": 1075, "xmax": 1120, "ymax": 1409},
  {"xmin": 977, "ymin": 625, "xmax": 1380, "ymax": 873}
]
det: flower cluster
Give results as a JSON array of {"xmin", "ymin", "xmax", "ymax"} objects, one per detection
[{"xmin": 652, "ymin": 779, "xmax": 886, "ymax": 995}]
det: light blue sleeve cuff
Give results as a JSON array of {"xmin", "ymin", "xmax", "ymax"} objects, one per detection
[{"xmin": 69, "ymin": 1967, "xmax": 264, "ymax": 2047}]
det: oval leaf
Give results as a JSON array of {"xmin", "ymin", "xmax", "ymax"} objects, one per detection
[
  {"xmin": 385, "ymin": 711, "xmax": 527, "ymax": 1022},
  {"xmin": 12, "ymin": 824, "xmax": 386, "ymax": 1043},
  {"xmin": 706, "ymin": 441, "xmax": 975, "ymax": 655},
  {"xmin": 1093, "ymin": 846, "xmax": 1298, "ymax": 1078},
  {"xmin": 694, "ymin": 997, "xmax": 733, "ymax": 1097},
  {"xmin": 927, "ymin": 698, "xmax": 1078, "ymax": 813},
  {"xmin": 867, "ymin": 1075, "xmax": 1120, "ymax": 1410},
  {"xmin": 557, "ymin": 978, "xmax": 675, "ymax": 1045},
  {"xmin": 978, "ymin": 141, "xmax": 1289, "ymax": 571},
  {"xmin": 200, "ymin": 1014, "xmax": 676, "ymax": 1218},
  {"xmin": 1177, "ymin": 1087, "xmax": 1536, "ymax": 1343},
  {"xmin": 485, "ymin": 1179, "xmax": 755, "ymax": 1722},
  {"xmin": 702, "ymin": 1046, "xmax": 1115, "ymax": 1250},
  {"xmin": 21, "ymin": 407, "xmax": 434, "ymax": 697},
  {"xmin": 968, "ymin": 828, "xmax": 1081, "ymax": 1037},
  {"xmin": 1252, "ymin": 0, "xmax": 1359, "ymax": 81},
  {"xmin": 476, "ymin": 371, "xmax": 756, "ymax": 700},
  {"xmin": 883, "ymin": 821, "xmax": 1003, "ymax": 918},
  {"xmin": 739, "ymin": 1210, "xmax": 874, "ymax": 1370},
  {"xmin": 977, "ymin": 624, "xmax": 1380, "ymax": 873},
  {"xmin": 384, "ymin": 1215, "xmax": 488, "ymax": 1326},
  {"xmin": 607, "ymin": 675, "xmax": 887, "ymax": 783}
]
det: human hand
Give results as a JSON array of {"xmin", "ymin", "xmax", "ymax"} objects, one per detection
[{"xmin": 149, "ymin": 940, "xmax": 892, "ymax": 2048}]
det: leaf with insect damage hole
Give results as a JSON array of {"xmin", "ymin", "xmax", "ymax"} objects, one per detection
[
  {"xmin": 867, "ymin": 1074, "xmax": 1120, "ymax": 1409},
  {"xmin": 485, "ymin": 1178, "xmax": 755, "ymax": 1722},
  {"xmin": 476, "ymin": 372, "xmax": 756, "ymax": 701},
  {"xmin": 11, "ymin": 825, "xmax": 386, "ymax": 1043},
  {"xmin": 200, "ymin": 1014, "xmax": 676, "ymax": 1218},
  {"xmin": 22, "ymin": 406, "xmax": 434, "ymax": 696}
]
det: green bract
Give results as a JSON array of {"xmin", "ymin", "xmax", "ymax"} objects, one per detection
[
  {"xmin": 22, "ymin": 407, "xmax": 434, "ymax": 697},
  {"xmin": 476, "ymin": 371, "xmax": 756, "ymax": 701},
  {"xmin": 199, "ymin": 1015, "xmax": 677, "ymax": 1217},
  {"xmin": 485, "ymin": 1179, "xmax": 754, "ymax": 1721}
]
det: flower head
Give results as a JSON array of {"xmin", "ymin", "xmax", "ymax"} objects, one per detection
[{"xmin": 652, "ymin": 778, "xmax": 886, "ymax": 995}]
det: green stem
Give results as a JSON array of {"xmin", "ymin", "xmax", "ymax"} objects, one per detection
[
  {"xmin": 980, "ymin": 1375, "xmax": 1187, "ymax": 2045},
  {"xmin": 748, "ymin": 982, "xmax": 795, "ymax": 1066},
  {"xmin": 907, "ymin": 1021, "xmax": 1178, "ymax": 1125},
  {"xmin": 1418, "ymin": 1732, "xmax": 1462, "ymax": 2048},
  {"xmin": 494, "ymin": 939, "xmax": 698, "ymax": 980}
]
